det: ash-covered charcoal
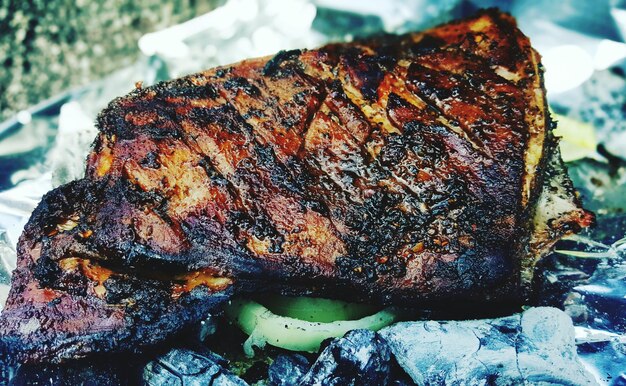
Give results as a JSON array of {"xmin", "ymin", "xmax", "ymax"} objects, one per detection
[
  {"xmin": 531, "ymin": 252, "xmax": 598, "ymax": 308},
  {"xmin": 239, "ymin": 360, "xmax": 269, "ymax": 385},
  {"xmin": 298, "ymin": 329, "xmax": 392, "ymax": 386},
  {"xmin": 575, "ymin": 328, "xmax": 626, "ymax": 386},
  {"xmin": 9, "ymin": 357, "xmax": 142, "ymax": 386},
  {"xmin": 268, "ymin": 354, "xmax": 310, "ymax": 386},
  {"xmin": 380, "ymin": 307, "xmax": 598, "ymax": 386},
  {"xmin": 142, "ymin": 348, "xmax": 248, "ymax": 386},
  {"xmin": 566, "ymin": 260, "xmax": 626, "ymax": 334}
]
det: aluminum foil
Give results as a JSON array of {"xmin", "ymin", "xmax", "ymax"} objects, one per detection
[{"xmin": 1, "ymin": 0, "xmax": 625, "ymax": 383}]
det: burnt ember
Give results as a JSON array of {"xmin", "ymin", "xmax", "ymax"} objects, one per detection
[
  {"xmin": 268, "ymin": 354, "xmax": 310, "ymax": 386},
  {"xmin": 299, "ymin": 330, "xmax": 392, "ymax": 385},
  {"xmin": 380, "ymin": 307, "xmax": 598, "ymax": 385},
  {"xmin": 143, "ymin": 348, "xmax": 247, "ymax": 386}
]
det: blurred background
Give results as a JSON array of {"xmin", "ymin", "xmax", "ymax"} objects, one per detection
[
  {"xmin": 2, "ymin": 0, "xmax": 626, "ymax": 119},
  {"xmin": 0, "ymin": 0, "xmax": 220, "ymax": 123},
  {"xmin": 1, "ymin": 0, "xmax": 626, "ymax": 384}
]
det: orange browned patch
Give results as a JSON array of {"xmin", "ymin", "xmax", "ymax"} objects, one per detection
[
  {"xmin": 172, "ymin": 269, "xmax": 233, "ymax": 297},
  {"xmin": 411, "ymin": 242, "xmax": 425, "ymax": 253},
  {"xmin": 95, "ymin": 146, "xmax": 114, "ymax": 177},
  {"xmin": 247, "ymin": 235, "xmax": 272, "ymax": 255},
  {"xmin": 79, "ymin": 229, "xmax": 93, "ymax": 238},
  {"xmin": 123, "ymin": 143, "xmax": 227, "ymax": 221},
  {"xmin": 58, "ymin": 258, "xmax": 114, "ymax": 298}
]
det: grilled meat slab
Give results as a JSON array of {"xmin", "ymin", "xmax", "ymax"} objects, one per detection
[{"xmin": 0, "ymin": 10, "xmax": 592, "ymax": 363}]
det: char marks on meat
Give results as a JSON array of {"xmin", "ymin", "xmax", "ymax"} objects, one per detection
[{"xmin": 0, "ymin": 9, "xmax": 592, "ymax": 363}]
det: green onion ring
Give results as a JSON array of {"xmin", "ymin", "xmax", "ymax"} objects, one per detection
[{"xmin": 224, "ymin": 297, "xmax": 399, "ymax": 355}]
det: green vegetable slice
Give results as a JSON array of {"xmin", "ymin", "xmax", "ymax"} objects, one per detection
[
  {"xmin": 261, "ymin": 295, "xmax": 379, "ymax": 322},
  {"xmin": 224, "ymin": 297, "xmax": 398, "ymax": 355},
  {"xmin": 552, "ymin": 113, "xmax": 597, "ymax": 162}
]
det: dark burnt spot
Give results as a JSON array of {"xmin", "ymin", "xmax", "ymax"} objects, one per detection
[
  {"xmin": 253, "ymin": 145, "xmax": 275, "ymax": 169},
  {"xmin": 53, "ymin": 266, "xmax": 92, "ymax": 297},
  {"xmin": 302, "ymin": 198, "xmax": 330, "ymax": 217},
  {"xmin": 198, "ymin": 157, "xmax": 229, "ymax": 187},
  {"xmin": 215, "ymin": 67, "xmax": 231, "ymax": 78},
  {"xmin": 378, "ymin": 134, "xmax": 407, "ymax": 166},
  {"xmin": 32, "ymin": 250, "xmax": 63, "ymax": 289},
  {"xmin": 115, "ymin": 100, "xmax": 185, "ymax": 140},
  {"xmin": 408, "ymin": 63, "xmax": 458, "ymax": 100},
  {"xmin": 489, "ymin": 11, "xmax": 525, "ymax": 68},
  {"xmin": 139, "ymin": 152, "xmax": 160, "ymax": 169},
  {"xmin": 252, "ymin": 216, "xmax": 284, "ymax": 252},
  {"xmin": 403, "ymin": 122, "xmax": 447, "ymax": 163},
  {"xmin": 98, "ymin": 106, "xmax": 132, "ymax": 140},
  {"xmin": 374, "ymin": 54, "xmax": 397, "ymax": 71},
  {"xmin": 262, "ymin": 49, "xmax": 303, "ymax": 77},
  {"xmin": 410, "ymin": 34, "xmax": 446, "ymax": 54},
  {"xmin": 227, "ymin": 165, "xmax": 287, "ymax": 251},
  {"xmin": 122, "ymin": 180, "xmax": 165, "ymax": 208},
  {"xmin": 336, "ymin": 255, "xmax": 378, "ymax": 282},
  {"xmin": 339, "ymin": 189, "xmax": 424, "ymax": 280},
  {"xmin": 327, "ymin": 79, "xmax": 346, "ymax": 97},
  {"xmin": 112, "ymin": 276, "xmax": 171, "ymax": 321},
  {"xmin": 424, "ymin": 176, "xmax": 466, "ymax": 216},
  {"xmin": 386, "ymin": 92, "xmax": 432, "ymax": 131},
  {"xmin": 242, "ymin": 108, "xmax": 266, "ymax": 119},
  {"xmin": 104, "ymin": 276, "xmax": 137, "ymax": 304},
  {"xmin": 281, "ymin": 115, "xmax": 299, "ymax": 128},
  {"xmin": 386, "ymin": 92, "xmax": 410, "ymax": 110},
  {"xmin": 224, "ymin": 77, "xmax": 260, "ymax": 96},
  {"xmin": 188, "ymin": 104, "xmax": 250, "ymax": 134},
  {"xmin": 141, "ymin": 124, "xmax": 183, "ymax": 141},
  {"xmin": 280, "ymin": 159, "xmax": 331, "ymax": 217},
  {"xmin": 254, "ymin": 145, "xmax": 304, "ymax": 195},
  {"xmin": 155, "ymin": 80, "xmax": 219, "ymax": 99},
  {"xmin": 342, "ymin": 52, "xmax": 396, "ymax": 101},
  {"xmin": 227, "ymin": 210, "xmax": 253, "ymax": 233},
  {"xmin": 293, "ymin": 91, "xmax": 308, "ymax": 105}
]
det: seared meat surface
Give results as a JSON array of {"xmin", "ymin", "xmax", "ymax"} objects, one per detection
[{"xmin": 0, "ymin": 10, "xmax": 592, "ymax": 363}]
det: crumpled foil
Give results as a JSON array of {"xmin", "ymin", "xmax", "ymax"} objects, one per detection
[{"xmin": 1, "ymin": 0, "xmax": 625, "ymax": 383}]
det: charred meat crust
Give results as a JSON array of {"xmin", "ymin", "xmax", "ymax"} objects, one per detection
[{"xmin": 0, "ymin": 9, "xmax": 591, "ymax": 363}]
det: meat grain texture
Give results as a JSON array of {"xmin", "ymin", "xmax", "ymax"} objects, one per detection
[{"xmin": 0, "ymin": 9, "xmax": 592, "ymax": 363}]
